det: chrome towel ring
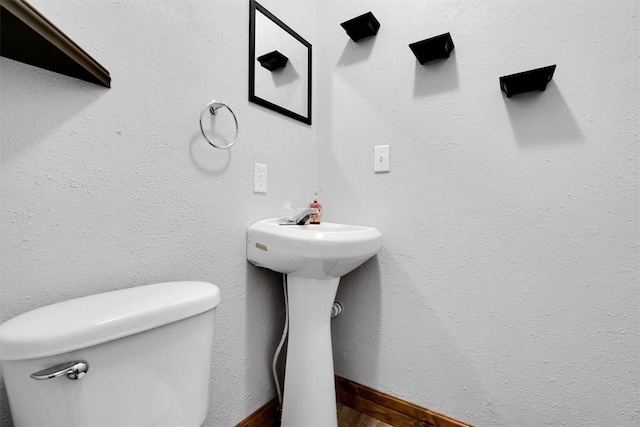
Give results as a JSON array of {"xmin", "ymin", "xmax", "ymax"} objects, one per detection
[{"xmin": 199, "ymin": 100, "xmax": 239, "ymax": 149}]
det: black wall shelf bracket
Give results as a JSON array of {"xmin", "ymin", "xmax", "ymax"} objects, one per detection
[
  {"xmin": 340, "ymin": 11, "xmax": 380, "ymax": 42},
  {"xmin": 257, "ymin": 50, "xmax": 288, "ymax": 71},
  {"xmin": 0, "ymin": 0, "xmax": 111, "ymax": 87},
  {"xmin": 500, "ymin": 65, "xmax": 556, "ymax": 98},
  {"xmin": 409, "ymin": 32, "xmax": 454, "ymax": 64}
]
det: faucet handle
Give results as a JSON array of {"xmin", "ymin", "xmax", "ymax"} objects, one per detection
[{"xmin": 279, "ymin": 207, "xmax": 318, "ymax": 225}]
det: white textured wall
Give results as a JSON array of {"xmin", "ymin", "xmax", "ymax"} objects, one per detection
[
  {"xmin": 318, "ymin": 1, "xmax": 639, "ymax": 426},
  {"xmin": 0, "ymin": 0, "xmax": 316, "ymax": 425},
  {"xmin": 2, "ymin": 0, "xmax": 638, "ymax": 426}
]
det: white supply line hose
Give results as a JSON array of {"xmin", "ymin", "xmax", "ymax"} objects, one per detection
[{"xmin": 272, "ymin": 274, "xmax": 289, "ymax": 407}]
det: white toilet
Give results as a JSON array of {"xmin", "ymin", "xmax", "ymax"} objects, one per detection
[{"xmin": 0, "ymin": 281, "xmax": 221, "ymax": 427}]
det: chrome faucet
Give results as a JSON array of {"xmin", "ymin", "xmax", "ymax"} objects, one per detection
[{"xmin": 279, "ymin": 207, "xmax": 318, "ymax": 225}]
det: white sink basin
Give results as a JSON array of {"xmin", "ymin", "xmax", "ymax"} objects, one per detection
[
  {"xmin": 246, "ymin": 217, "xmax": 382, "ymax": 426},
  {"xmin": 247, "ymin": 218, "xmax": 382, "ymax": 279}
]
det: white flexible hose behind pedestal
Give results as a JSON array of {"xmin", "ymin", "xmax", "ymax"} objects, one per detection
[{"xmin": 272, "ymin": 274, "xmax": 289, "ymax": 407}]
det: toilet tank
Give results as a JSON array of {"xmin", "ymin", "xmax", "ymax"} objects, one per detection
[{"xmin": 0, "ymin": 281, "xmax": 221, "ymax": 427}]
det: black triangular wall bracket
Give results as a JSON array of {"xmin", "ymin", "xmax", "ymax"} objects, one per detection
[
  {"xmin": 340, "ymin": 11, "xmax": 380, "ymax": 42},
  {"xmin": 257, "ymin": 50, "xmax": 288, "ymax": 71},
  {"xmin": 409, "ymin": 32, "xmax": 455, "ymax": 64},
  {"xmin": 500, "ymin": 65, "xmax": 556, "ymax": 98}
]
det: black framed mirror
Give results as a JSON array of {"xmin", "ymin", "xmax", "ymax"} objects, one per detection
[{"xmin": 249, "ymin": 0, "xmax": 312, "ymax": 125}]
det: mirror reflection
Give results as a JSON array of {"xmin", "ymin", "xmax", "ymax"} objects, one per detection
[{"xmin": 249, "ymin": 0, "xmax": 312, "ymax": 125}]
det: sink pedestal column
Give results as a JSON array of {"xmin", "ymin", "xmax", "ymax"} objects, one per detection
[{"xmin": 281, "ymin": 275, "xmax": 340, "ymax": 427}]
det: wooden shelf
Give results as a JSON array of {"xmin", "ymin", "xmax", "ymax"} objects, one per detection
[{"xmin": 0, "ymin": 0, "xmax": 110, "ymax": 87}]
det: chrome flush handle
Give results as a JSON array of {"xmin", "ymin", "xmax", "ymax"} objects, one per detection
[{"xmin": 30, "ymin": 360, "xmax": 89, "ymax": 380}]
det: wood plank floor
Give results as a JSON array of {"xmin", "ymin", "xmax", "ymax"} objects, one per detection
[
  {"xmin": 338, "ymin": 403, "xmax": 394, "ymax": 427},
  {"xmin": 236, "ymin": 377, "xmax": 472, "ymax": 427}
]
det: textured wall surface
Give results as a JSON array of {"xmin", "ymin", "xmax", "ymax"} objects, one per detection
[
  {"xmin": 2, "ymin": 0, "xmax": 638, "ymax": 426},
  {"xmin": 317, "ymin": 1, "xmax": 639, "ymax": 426},
  {"xmin": 0, "ymin": 0, "xmax": 316, "ymax": 425}
]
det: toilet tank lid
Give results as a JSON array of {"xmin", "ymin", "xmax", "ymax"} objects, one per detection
[{"xmin": 0, "ymin": 281, "xmax": 221, "ymax": 361}]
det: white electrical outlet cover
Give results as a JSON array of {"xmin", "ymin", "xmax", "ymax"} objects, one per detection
[{"xmin": 254, "ymin": 163, "xmax": 267, "ymax": 193}]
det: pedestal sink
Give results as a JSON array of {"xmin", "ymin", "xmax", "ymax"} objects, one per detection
[{"xmin": 247, "ymin": 218, "xmax": 381, "ymax": 427}]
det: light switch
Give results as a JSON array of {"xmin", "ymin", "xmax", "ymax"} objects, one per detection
[{"xmin": 374, "ymin": 145, "xmax": 390, "ymax": 172}]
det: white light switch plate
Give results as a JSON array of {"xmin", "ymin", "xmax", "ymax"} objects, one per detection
[
  {"xmin": 374, "ymin": 145, "xmax": 390, "ymax": 172},
  {"xmin": 254, "ymin": 163, "xmax": 267, "ymax": 193}
]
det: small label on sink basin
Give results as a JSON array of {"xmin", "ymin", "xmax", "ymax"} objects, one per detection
[{"xmin": 255, "ymin": 243, "xmax": 268, "ymax": 251}]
